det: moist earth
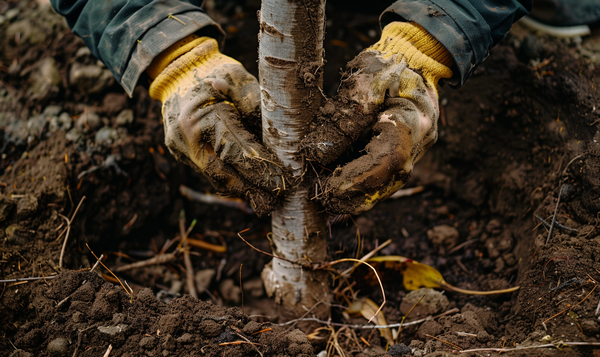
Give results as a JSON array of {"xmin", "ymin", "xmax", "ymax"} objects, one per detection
[{"xmin": 2, "ymin": 1, "xmax": 600, "ymax": 356}]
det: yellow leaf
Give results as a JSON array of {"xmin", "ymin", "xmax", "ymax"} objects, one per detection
[{"xmin": 368, "ymin": 256, "xmax": 520, "ymax": 295}]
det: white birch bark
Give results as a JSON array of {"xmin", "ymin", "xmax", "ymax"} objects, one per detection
[{"xmin": 258, "ymin": 0, "xmax": 331, "ymax": 321}]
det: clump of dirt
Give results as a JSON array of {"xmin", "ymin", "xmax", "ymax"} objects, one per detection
[{"xmin": 3, "ymin": 270, "xmax": 313, "ymax": 357}]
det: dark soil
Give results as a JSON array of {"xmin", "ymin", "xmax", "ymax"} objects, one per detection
[{"xmin": 2, "ymin": 0, "xmax": 600, "ymax": 356}]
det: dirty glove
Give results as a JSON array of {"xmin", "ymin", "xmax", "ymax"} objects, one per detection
[
  {"xmin": 148, "ymin": 35, "xmax": 287, "ymax": 216},
  {"xmin": 303, "ymin": 22, "xmax": 453, "ymax": 214}
]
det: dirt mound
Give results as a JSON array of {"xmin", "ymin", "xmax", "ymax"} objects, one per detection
[{"xmin": 3, "ymin": 270, "xmax": 311, "ymax": 357}]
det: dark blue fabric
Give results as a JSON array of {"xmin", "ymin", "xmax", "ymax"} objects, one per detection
[
  {"xmin": 50, "ymin": 0, "xmax": 223, "ymax": 96},
  {"xmin": 383, "ymin": 0, "xmax": 533, "ymax": 87},
  {"xmin": 50, "ymin": 0, "xmax": 531, "ymax": 93}
]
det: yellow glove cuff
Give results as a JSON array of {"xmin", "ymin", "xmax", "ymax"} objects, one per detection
[
  {"xmin": 148, "ymin": 36, "xmax": 240, "ymax": 103},
  {"xmin": 371, "ymin": 22, "xmax": 454, "ymax": 86}
]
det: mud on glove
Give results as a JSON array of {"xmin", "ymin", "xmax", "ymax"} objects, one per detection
[
  {"xmin": 148, "ymin": 36, "xmax": 287, "ymax": 216},
  {"xmin": 303, "ymin": 22, "xmax": 453, "ymax": 215}
]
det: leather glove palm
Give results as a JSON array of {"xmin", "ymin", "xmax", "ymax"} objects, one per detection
[
  {"xmin": 148, "ymin": 36, "xmax": 287, "ymax": 216},
  {"xmin": 304, "ymin": 22, "xmax": 453, "ymax": 214}
]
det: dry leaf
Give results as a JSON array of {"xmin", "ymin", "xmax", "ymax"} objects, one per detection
[
  {"xmin": 367, "ymin": 256, "xmax": 519, "ymax": 295},
  {"xmin": 348, "ymin": 298, "xmax": 394, "ymax": 346}
]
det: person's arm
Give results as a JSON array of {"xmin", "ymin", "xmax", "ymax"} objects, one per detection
[
  {"xmin": 381, "ymin": 0, "xmax": 533, "ymax": 87},
  {"xmin": 49, "ymin": 0, "xmax": 224, "ymax": 96}
]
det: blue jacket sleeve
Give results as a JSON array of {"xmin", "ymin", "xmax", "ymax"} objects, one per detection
[
  {"xmin": 50, "ymin": 0, "xmax": 225, "ymax": 96},
  {"xmin": 382, "ymin": 0, "xmax": 533, "ymax": 87}
]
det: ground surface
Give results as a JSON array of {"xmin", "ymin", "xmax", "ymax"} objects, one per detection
[{"xmin": 2, "ymin": 1, "xmax": 600, "ymax": 356}]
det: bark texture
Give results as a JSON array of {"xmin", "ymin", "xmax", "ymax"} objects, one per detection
[{"xmin": 258, "ymin": 0, "xmax": 330, "ymax": 322}]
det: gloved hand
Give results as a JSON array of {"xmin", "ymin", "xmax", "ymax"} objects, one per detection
[
  {"xmin": 148, "ymin": 35, "xmax": 287, "ymax": 216},
  {"xmin": 303, "ymin": 22, "xmax": 454, "ymax": 215}
]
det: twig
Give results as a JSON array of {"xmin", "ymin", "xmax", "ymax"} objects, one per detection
[
  {"xmin": 111, "ymin": 252, "xmax": 178, "ymax": 272},
  {"xmin": 546, "ymin": 185, "xmax": 564, "ymax": 244},
  {"xmin": 237, "ymin": 229, "xmax": 304, "ymax": 266},
  {"xmin": 179, "ymin": 210, "xmax": 197, "ymax": 299},
  {"xmin": 389, "ymin": 186, "xmax": 425, "ymax": 199},
  {"xmin": 90, "ymin": 254, "xmax": 104, "ymax": 272},
  {"xmin": 535, "ymin": 215, "xmax": 578, "ymax": 234},
  {"xmin": 180, "ymin": 185, "xmax": 253, "ymax": 214},
  {"xmin": 425, "ymin": 334, "xmax": 463, "ymax": 351},
  {"xmin": 187, "ymin": 236, "xmax": 227, "ymax": 253},
  {"xmin": 0, "ymin": 275, "xmax": 59, "ymax": 283},
  {"xmin": 542, "ymin": 284, "xmax": 597, "ymax": 326},
  {"xmin": 460, "ymin": 341, "xmax": 600, "ymax": 353},
  {"xmin": 277, "ymin": 308, "xmax": 459, "ymax": 329},
  {"xmin": 86, "ymin": 244, "xmax": 132, "ymax": 299},
  {"xmin": 233, "ymin": 329, "xmax": 264, "ymax": 357},
  {"xmin": 398, "ymin": 293, "xmax": 427, "ymax": 332},
  {"xmin": 561, "ymin": 152, "xmax": 586, "ymax": 177},
  {"xmin": 72, "ymin": 326, "xmax": 93, "ymax": 357},
  {"xmin": 240, "ymin": 264, "xmax": 244, "ymax": 313},
  {"xmin": 456, "ymin": 332, "xmax": 477, "ymax": 337},
  {"xmin": 59, "ymin": 196, "xmax": 86, "ymax": 269},
  {"xmin": 102, "ymin": 345, "xmax": 112, "ymax": 357},
  {"xmin": 340, "ymin": 239, "xmax": 392, "ymax": 277},
  {"xmin": 447, "ymin": 239, "xmax": 477, "ymax": 254},
  {"xmin": 319, "ymin": 258, "xmax": 385, "ymax": 324}
]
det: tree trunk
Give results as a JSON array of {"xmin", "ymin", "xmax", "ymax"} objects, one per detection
[{"xmin": 258, "ymin": 0, "xmax": 330, "ymax": 322}]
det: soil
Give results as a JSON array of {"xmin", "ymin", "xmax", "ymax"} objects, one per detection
[{"xmin": 2, "ymin": 0, "xmax": 600, "ymax": 356}]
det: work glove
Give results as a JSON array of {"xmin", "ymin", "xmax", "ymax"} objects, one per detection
[
  {"xmin": 148, "ymin": 35, "xmax": 287, "ymax": 216},
  {"xmin": 303, "ymin": 22, "xmax": 454, "ymax": 215}
]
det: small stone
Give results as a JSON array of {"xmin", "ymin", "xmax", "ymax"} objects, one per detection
[
  {"xmin": 65, "ymin": 128, "xmax": 83, "ymax": 144},
  {"xmin": 26, "ymin": 115, "xmax": 47, "ymax": 140},
  {"xmin": 95, "ymin": 127, "xmax": 119, "ymax": 146},
  {"xmin": 242, "ymin": 321, "xmax": 262, "ymax": 335},
  {"xmin": 97, "ymin": 324, "xmax": 128, "ymax": 335},
  {"xmin": 400, "ymin": 288, "xmax": 449, "ymax": 318},
  {"xmin": 43, "ymin": 106, "xmax": 63, "ymax": 117},
  {"xmin": 219, "ymin": 279, "xmax": 241, "ymax": 304},
  {"xmin": 195, "ymin": 269, "xmax": 215, "ymax": 294},
  {"xmin": 486, "ymin": 219, "xmax": 502, "ymax": 234},
  {"xmin": 37, "ymin": 57, "xmax": 62, "ymax": 88},
  {"xmin": 115, "ymin": 109, "xmax": 134, "ymax": 126},
  {"xmin": 16, "ymin": 195, "xmax": 38, "ymax": 219},
  {"xmin": 388, "ymin": 343, "xmax": 412, "ymax": 356},
  {"xmin": 69, "ymin": 63, "xmax": 114, "ymax": 94},
  {"xmin": 427, "ymin": 225, "xmax": 459, "ymax": 251},
  {"xmin": 580, "ymin": 319, "xmax": 600, "ymax": 336},
  {"xmin": 75, "ymin": 47, "xmax": 91, "ymax": 58},
  {"xmin": 47, "ymin": 337, "xmax": 69, "ymax": 355},
  {"xmin": 162, "ymin": 334, "xmax": 176, "ymax": 350},
  {"xmin": 72, "ymin": 311, "xmax": 83, "ymax": 323},
  {"xmin": 7, "ymin": 19, "xmax": 46, "ymax": 45},
  {"xmin": 5, "ymin": 9, "xmax": 19, "ymax": 21},
  {"xmin": 242, "ymin": 277, "xmax": 264, "ymax": 298},
  {"xmin": 75, "ymin": 112, "xmax": 101, "ymax": 132},
  {"xmin": 5, "ymin": 224, "xmax": 28, "ymax": 245},
  {"xmin": 176, "ymin": 333, "xmax": 193, "ymax": 344},
  {"xmin": 50, "ymin": 113, "xmax": 73, "ymax": 133},
  {"xmin": 0, "ymin": 15, "xmax": 6, "ymax": 26},
  {"xmin": 493, "ymin": 257, "xmax": 505, "ymax": 273},
  {"xmin": 139, "ymin": 336, "xmax": 156, "ymax": 349}
]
